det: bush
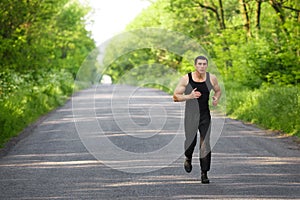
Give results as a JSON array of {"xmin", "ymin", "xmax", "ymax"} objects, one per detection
[
  {"xmin": 227, "ymin": 84, "xmax": 299, "ymax": 136},
  {"xmin": 0, "ymin": 69, "xmax": 74, "ymax": 147}
]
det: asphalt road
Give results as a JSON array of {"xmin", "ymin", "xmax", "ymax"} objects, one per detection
[{"xmin": 0, "ymin": 85, "xmax": 299, "ymax": 199}]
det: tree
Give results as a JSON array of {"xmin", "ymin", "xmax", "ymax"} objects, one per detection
[
  {"xmin": 198, "ymin": 0, "xmax": 226, "ymax": 30},
  {"xmin": 104, "ymin": 0, "xmax": 299, "ymax": 86},
  {"xmin": 256, "ymin": 0, "xmax": 262, "ymax": 31},
  {"xmin": 239, "ymin": 0, "xmax": 252, "ymax": 37},
  {"xmin": 0, "ymin": 0, "xmax": 95, "ymax": 76}
]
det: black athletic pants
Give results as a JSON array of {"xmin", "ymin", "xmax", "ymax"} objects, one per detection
[{"xmin": 184, "ymin": 111, "xmax": 211, "ymax": 172}]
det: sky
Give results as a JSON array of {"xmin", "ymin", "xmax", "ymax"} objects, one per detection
[{"xmin": 81, "ymin": 0, "xmax": 151, "ymax": 45}]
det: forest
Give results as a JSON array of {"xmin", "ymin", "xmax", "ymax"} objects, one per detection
[
  {"xmin": 0, "ymin": 0, "xmax": 299, "ymax": 148},
  {"xmin": 103, "ymin": 0, "xmax": 299, "ymax": 137},
  {"xmin": 0, "ymin": 0, "xmax": 95, "ymax": 147}
]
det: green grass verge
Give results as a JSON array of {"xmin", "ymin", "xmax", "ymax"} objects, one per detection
[{"xmin": 226, "ymin": 84, "xmax": 299, "ymax": 137}]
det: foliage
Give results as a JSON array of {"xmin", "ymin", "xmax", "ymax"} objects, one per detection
[
  {"xmin": 0, "ymin": 0, "xmax": 95, "ymax": 76},
  {"xmin": 102, "ymin": 0, "xmax": 299, "ymax": 136},
  {"xmin": 0, "ymin": 0, "xmax": 95, "ymax": 147},
  {"xmin": 227, "ymin": 84, "xmax": 299, "ymax": 136},
  {"xmin": 124, "ymin": 0, "xmax": 299, "ymax": 86},
  {"xmin": 0, "ymin": 69, "xmax": 74, "ymax": 147}
]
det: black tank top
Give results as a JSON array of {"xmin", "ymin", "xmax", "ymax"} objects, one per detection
[{"xmin": 187, "ymin": 72, "xmax": 213, "ymax": 112}]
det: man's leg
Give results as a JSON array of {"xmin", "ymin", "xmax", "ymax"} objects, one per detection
[
  {"xmin": 184, "ymin": 98, "xmax": 200, "ymax": 173},
  {"xmin": 184, "ymin": 133, "xmax": 197, "ymax": 159},
  {"xmin": 184, "ymin": 113, "xmax": 198, "ymax": 173},
  {"xmin": 199, "ymin": 113, "xmax": 211, "ymax": 183},
  {"xmin": 184, "ymin": 132, "xmax": 197, "ymax": 173}
]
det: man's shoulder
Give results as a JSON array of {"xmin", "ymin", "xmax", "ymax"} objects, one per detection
[
  {"xmin": 179, "ymin": 74, "xmax": 189, "ymax": 86},
  {"xmin": 208, "ymin": 73, "xmax": 218, "ymax": 86},
  {"xmin": 181, "ymin": 73, "xmax": 189, "ymax": 80},
  {"xmin": 208, "ymin": 72, "xmax": 217, "ymax": 79}
]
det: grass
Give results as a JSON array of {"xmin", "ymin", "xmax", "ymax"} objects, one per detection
[{"xmin": 225, "ymin": 84, "xmax": 299, "ymax": 137}]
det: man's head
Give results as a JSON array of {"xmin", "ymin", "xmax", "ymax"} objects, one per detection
[
  {"xmin": 194, "ymin": 56, "xmax": 208, "ymax": 74},
  {"xmin": 194, "ymin": 55, "xmax": 208, "ymax": 65}
]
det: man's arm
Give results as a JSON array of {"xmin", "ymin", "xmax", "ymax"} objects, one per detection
[
  {"xmin": 173, "ymin": 75, "xmax": 201, "ymax": 102},
  {"xmin": 210, "ymin": 74, "xmax": 221, "ymax": 106}
]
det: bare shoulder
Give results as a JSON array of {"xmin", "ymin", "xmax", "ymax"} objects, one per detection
[
  {"xmin": 179, "ymin": 74, "xmax": 189, "ymax": 86},
  {"xmin": 209, "ymin": 73, "xmax": 217, "ymax": 79},
  {"xmin": 209, "ymin": 73, "xmax": 219, "ymax": 85},
  {"xmin": 174, "ymin": 74, "xmax": 189, "ymax": 97}
]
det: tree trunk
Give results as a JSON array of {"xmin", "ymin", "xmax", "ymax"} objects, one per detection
[
  {"xmin": 269, "ymin": 0, "xmax": 291, "ymax": 34},
  {"xmin": 269, "ymin": 0, "xmax": 285, "ymax": 24},
  {"xmin": 198, "ymin": 2, "xmax": 225, "ymax": 30},
  {"xmin": 239, "ymin": 0, "xmax": 252, "ymax": 37},
  {"xmin": 218, "ymin": 0, "xmax": 226, "ymax": 29},
  {"xmin": 256, "ymin": 0, "xmax": 262, "ymax": 30}
]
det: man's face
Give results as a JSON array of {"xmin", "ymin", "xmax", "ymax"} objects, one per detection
[{"xmin": 194, "ymin": 59, "xmax": 208, "ymax": 73}]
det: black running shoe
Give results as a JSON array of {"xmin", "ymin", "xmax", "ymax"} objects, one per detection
[
  {"xmin": 184, "ymin": 158, "xmax": 192, "ymax": 173},
  {"xmin": 201, "ymin": 172, "xmax": 210, "ymax": 184}
]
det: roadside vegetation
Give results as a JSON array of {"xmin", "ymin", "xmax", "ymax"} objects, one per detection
[
  {"xmin": 0, "ymin": 0, "xmax": 95, "ymax": 147},
  {"xmin": 0, "ymin": 0, "xmax": 298, "ymax": 149},
  {"xmin": 104, "ymin": 0, "xmax": 299, "ymax": 137}
]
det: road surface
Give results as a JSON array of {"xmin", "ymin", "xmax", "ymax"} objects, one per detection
[{"xmin": 0, "ymin": 85, "xmax": 299, "ymax": 199}]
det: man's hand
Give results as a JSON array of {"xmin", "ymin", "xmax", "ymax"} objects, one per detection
[
  {"xmin": 190, "ymin": 88, "xmax": 201, "ymax": 99},
  {"xmin": 212, "ymin": 96, "xmax": 218, "ymax": 106}
]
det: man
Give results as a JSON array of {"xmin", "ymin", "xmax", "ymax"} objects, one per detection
[{"xmin": 173, "ymin": 55, "xmax": 221, "ymax": 184}]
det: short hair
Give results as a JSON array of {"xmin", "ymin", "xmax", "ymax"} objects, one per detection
[{"xmin": 194, "ymin": 55, "xmax": 208, "ymax": 65}]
